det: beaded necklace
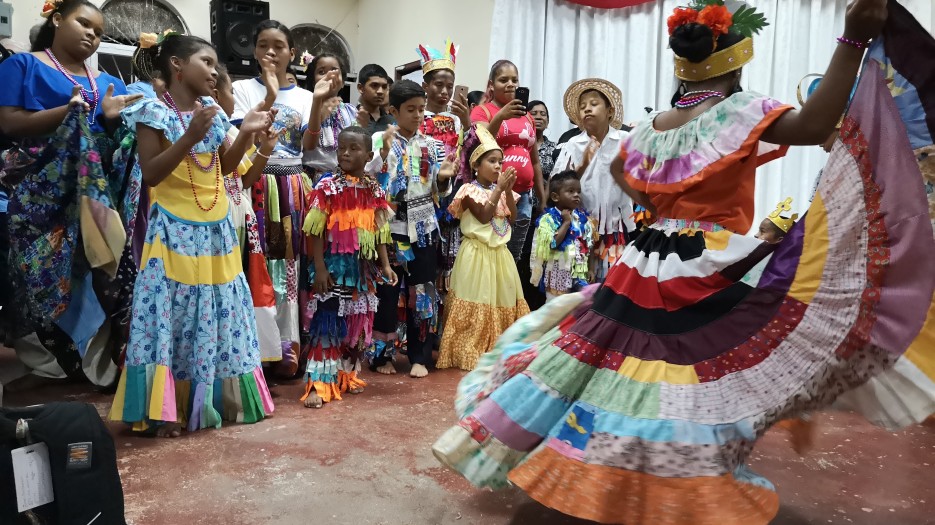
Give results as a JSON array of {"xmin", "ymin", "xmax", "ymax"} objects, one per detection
[
  {"xmin": 45, "ymin": 49, "xmax": 99, "ymax": 125},
  {"xmin": 221, "ymin": 137, "xmax": 243, "ymax": 206},
  {"xmin": 161, "ymin": 93, "xmax": 221, "ymax": 212},
  {"xmin": 675, "ymin": 90, "xmax": 726, "ymax": 109},
  {"xmin": 472, "ymin": 180, "xmax": 510, "ymax": 237},
  {"xmin": 163, "ymin": 92, "xmax": 220, "ymax": 171}
]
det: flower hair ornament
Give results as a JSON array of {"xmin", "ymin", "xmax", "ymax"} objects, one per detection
[
  {"xmin": 668, "ymin": 1, "xmax": 768, "ymax": 39},
  {"xmin": 40, "ymin": 0, "xmax": 63, "ymax": 18},
  {"xmin": 668, "ymin": 1, "xmax": 769, "ymax": 82},
  {"xmin": 300, "ymin": 51, "xmax": 314, "ymax": 72},
  {"xmin": 768, "ymin": 197, "xmax": 799, "ymax": 233},
  {"xmin": 138, "ymin": 29, "xmax": 179, "ymax": 50}
]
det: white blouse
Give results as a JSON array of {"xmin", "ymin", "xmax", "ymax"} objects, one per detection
[{"xmin": 552, "ymin": 128, "xmax": 634, "ymax": 235}]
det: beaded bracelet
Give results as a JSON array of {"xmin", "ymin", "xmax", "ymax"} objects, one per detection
[{"xmin": 837, "ymin": 36, "xmax": 869, "ymax": 49}]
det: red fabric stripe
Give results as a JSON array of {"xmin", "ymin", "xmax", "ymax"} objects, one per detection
[
  {"xmin": 247, "ymin": 252, "xmax": 276, "ymax": 307},
  {"xmin": 602, "ymin": 263, "xmax": 734, "ymax": 311},
  {"xmin": 693, "ymin": 297, "xmax": 807, "ymax": 382},
  {"xmin": 836, "ymin": 117, "xmax": 886, "ymax": 359}
]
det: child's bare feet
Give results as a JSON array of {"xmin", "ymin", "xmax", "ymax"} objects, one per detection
[
  {"xmin": 303, "ymin": 393, "xmax": 324, "ymax": 409},
  {"xmin": 348, "ymin": 386, "xmax": 364, "ymax": 394},
  {"xmin": 410, "ymin": 363, "xmax": 429, "ymax": 378},
  {"xmin": 156, "ymin": 423, "xmax": 182, "ymax": 438},
  {"xmin": 376, "ymin": 362, "xmax": 397, "ymax": 375}
]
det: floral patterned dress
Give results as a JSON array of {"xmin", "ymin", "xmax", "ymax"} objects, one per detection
[{"xmin": 109, "ymin": 98, "xmax": 274, "ymax": 432}]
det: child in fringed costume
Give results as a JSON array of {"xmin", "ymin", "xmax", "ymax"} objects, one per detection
[
  {"xmin": 231, "ymin": 21, "xmax": 314, "ymax": 378},
  {"xmin": 368, "ymin": 80, "xmax": 456, "ymax": 378},
  {"xmin": 415, "ymin": 40, "xmax": 468, "ymax": 299},
  {"xmin": 109, "ymin": 34, "xmax": 276, "ymax": 436},
  {"xmin": 433, "ymin": 1, "xmax": 935, "ymax": 524},
  {"xmin": 436, "ymin": 126, "xmax": 529, "ymax": 371},
  {"xmin": 301, "ymin": 126, "xmax": 396, "ymax": 408},
  {"xmin": 529, "ymin": 170, "xmax": 594, "ymax": 300}
]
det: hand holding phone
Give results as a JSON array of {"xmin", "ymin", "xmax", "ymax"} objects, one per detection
[
  {"xmin": 454, "ymin": 85, "xmax": 469, "ymax": 103},
  {"xmin": 515, "ymin": 87, "xmax": 530, "ymax": 114}
]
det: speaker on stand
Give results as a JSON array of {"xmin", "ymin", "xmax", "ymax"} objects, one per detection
[{"xmin": 209, "ymin": 0, "xmax": 270, "ymax": 78}]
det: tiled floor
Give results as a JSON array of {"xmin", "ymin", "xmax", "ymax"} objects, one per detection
[{"xmin": 3, "ymin": 352, "xmax": 934, "ymax": 525}]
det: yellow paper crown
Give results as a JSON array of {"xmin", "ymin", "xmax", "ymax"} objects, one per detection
[
  {"xmin": 417, "ymin": 39, "xmax": 458, "ymax": 76},
  {"xmin": 767, "ymin": 197, "xmax": 799, "ymax": 233},
  {"xmin": 674, "ymin": 37, "xmax": 754, "ymax": 82},
  {"xmin": 470, "ymin": 126, "xmax": 502, "ymax": 168}
]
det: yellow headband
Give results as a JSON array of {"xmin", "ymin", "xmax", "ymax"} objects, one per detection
[
  {"xmin": 674, "ymin": 37, "xmax": 754, "ymax": 82},
  {"xmin": 767, "ymin": 197, "xmax": 799, "ymax": 233},
  {"xmin": 470, "ymin": 126, "xmax": 502, "ymax": 168}
]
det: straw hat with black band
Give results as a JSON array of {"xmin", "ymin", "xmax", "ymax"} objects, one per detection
[{"xmin": 562, "ymin": 78, "xmax": 624, "ymax": 130}]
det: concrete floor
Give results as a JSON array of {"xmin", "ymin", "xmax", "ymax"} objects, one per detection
[{"xmin": 3, "ymin": 352, "xmax": 935, "ymax": 525}]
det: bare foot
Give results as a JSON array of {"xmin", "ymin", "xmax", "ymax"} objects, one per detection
[
  {"xmin": 348, "ymin": 386, "xmax": 364, "ymax": 395},
  {"xmin": 375, "ymin": 362, "xmax": 397, "ymax": 375},
  {"xmin": 155, "ymin": 423, "xmax": 182, "ymax": 438},
  {"xmin": 303, "ymin": 393, "xmax": 324, "ymax": 409},
  {"xmin": 410, "ymin": 363, "xmax": 429, "ymax": 378}
]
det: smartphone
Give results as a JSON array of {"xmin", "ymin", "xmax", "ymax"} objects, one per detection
[
  {"xmin": 454, "ymin": 84, "xmax": 469, "ymax": 103},
  {"xmin": 515, "ymin": 87, "xmax": 530, "ymax": 113}
]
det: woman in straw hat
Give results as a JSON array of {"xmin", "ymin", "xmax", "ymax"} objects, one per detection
[
  {"xmin": 553, "ymin": 78, "xmax": 632, "ymax": 281},
  {"xmin": 433, "ymin": 0, "xmax": 935, "ymax": 523}
]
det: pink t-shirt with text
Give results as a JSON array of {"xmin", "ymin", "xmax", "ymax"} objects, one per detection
[{"xmin": 471, "ymin": 102, "xmax": 536, "ymax": 193}]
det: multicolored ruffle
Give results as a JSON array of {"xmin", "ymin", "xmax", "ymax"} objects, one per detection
[{"xmin": 109, "ymin": 364, "xmax": 274, "ymax": 431}]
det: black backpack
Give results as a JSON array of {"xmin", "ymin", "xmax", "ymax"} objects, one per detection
[{"xmin": 0, "ymin": 402, "xmax": 126, "ymax": 525}]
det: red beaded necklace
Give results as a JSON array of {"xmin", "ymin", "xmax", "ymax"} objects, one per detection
[
  {"xmin": 221, "ymin": 136, "xmax": 243, "ymax": 206},
  {"xmin": 45, "ymin": 49, "xmax": 99, "ymax": 125},
  {"xmin": 161, "ymin": 92, "xmax": 221, "ymax": 212},
  {"xmin": 162, "ymin": 92, "xmax": 219, "ymax": 171}
]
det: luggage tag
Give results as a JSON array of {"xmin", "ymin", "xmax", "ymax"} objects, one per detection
[{"xmin": 11, "ymin": 442, "xmax": 55, "ymax": 512}]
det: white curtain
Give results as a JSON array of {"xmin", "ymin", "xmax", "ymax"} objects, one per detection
[{"xmin": 489, "ymin": 0, "xmax": 854, "ymax": 233}]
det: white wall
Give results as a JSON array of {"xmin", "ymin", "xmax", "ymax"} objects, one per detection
[
  {"xmin": 902, "ymin": 0, "xmax": 934, "ymax": 33},
  {"xmin": 356, "ymin": 0, "xmax": 495, "ymax": 90}
]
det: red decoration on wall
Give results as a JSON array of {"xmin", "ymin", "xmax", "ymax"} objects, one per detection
[{"xmin": 565, "ymin": 0, "xmax": 655, "ymax": 7}]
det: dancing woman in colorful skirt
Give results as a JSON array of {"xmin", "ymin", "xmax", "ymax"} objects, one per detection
[{"xmin": 434, "ymin": 1, "xmax": 935, "ymax": 523}]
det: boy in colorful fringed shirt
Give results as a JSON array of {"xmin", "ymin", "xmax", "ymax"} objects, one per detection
[
  {"xmin": 301, "ymin": 126, "xmax": 396, "ymax": 408},
  {"xmin": 369, "ymin": 80, "xmax": 456, "ymax": 378},
  {"xmin": 530, "ymin": 170, "xmax": 594, "ymax": 300}
]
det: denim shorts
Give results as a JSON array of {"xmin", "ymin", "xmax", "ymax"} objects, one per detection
[{"xmin": 516, "ymin": 190, "xmax": 533, "ymax": 221}]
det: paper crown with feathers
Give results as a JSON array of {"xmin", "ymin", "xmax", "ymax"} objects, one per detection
[
  {"xmin": 768, "ymin": 197, "xmax": 799, "ymax": 233},
  {"xmin": 417, "ymin": 40, "xmax": 458, "ymax": 76},
  {"xmin": 469, "ymin": 125, "xmax": 502, "ymax": 168}
]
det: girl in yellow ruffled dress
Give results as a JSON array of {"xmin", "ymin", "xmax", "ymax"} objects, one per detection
[{"xmin": 437, "ymin": 126, "xmax": 530, "ymax": 371}]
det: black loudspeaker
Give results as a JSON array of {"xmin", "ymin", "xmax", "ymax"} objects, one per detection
[{"xmin": 209, "ymin": 0, "xmax": 270, "ymax": 77}]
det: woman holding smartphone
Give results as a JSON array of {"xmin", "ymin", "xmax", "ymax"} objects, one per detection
[{"xmin": 470, "ymin": 60, "xmax": 545, "ymax": 264}]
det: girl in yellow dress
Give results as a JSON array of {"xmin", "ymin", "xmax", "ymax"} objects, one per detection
[{"xmin": 437, "ymin": 126, "xmax": 530, "ymax": 371}]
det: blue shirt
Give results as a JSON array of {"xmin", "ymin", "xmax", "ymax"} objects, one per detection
[
  {"xmin": 0, "ymin": 53, "xmax": 128, "ymax": 134},
  {"xmin": 126, "ymin": 81, "xmax": 157, "ymax": 99}
]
